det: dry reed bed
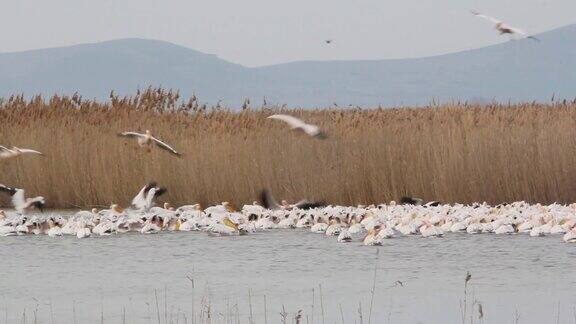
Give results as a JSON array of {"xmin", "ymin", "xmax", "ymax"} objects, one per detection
[{"xmin": 1, "ymin": 89, "xmax": 576, "ymax": 208}]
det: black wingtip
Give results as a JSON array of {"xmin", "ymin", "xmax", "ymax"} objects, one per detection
[
  {"xmin": 296, "ymin": 201, "xmax": 326, "ymax": 210},
  {"xmin": 315, "ymin": 132, "xmax": 328, "ymax": 140},
  {"xmin": 145, "ymin": 182, "xmax": 158, "ymax": 192},
  {"xmin": 259, "ymin": 189, "xmax": 272, "ymax": 209},
  {"xmin": 400, "ymin": 196, "xmax": 423, "ymax": 205},
  {"xmin": 32, "ymin": 201, "xmax": 45, "ymax": 212},
  {"xmin": 0, "ymin": 185, "xmax": 17, "ymax": 196},
  {"xmin": 155, "ymin": 187, "xmax": 168, "ymax": 198}
]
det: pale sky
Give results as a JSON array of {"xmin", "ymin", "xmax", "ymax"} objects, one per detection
[{"xmin": 1, "ymin": 0, "xmax": 574, "ymax": 67}]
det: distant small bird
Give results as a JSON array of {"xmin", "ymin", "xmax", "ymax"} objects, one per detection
[
  {"xmin": 267, "ymin": 114, "xmax": 327, "ymax": 139},
  {"xmin": 471, "ymin": 10, "xmax": 539, "ymax": 41},
  {"xmin": 0, "ymin": 146, "xmax": 44, "ymax": 160},
  {"xmin": 0, "ymin": 184, "xmax": 45, "ymax": 214},
  {"xmin": 118, "ymin": 130, "xmax": 181, "ymax": 156},
  {"xmin": 325, "ymin": 40, "xmax": 333, "ymax": 44},
  {"xmin": 394, "ymin": 280, "xmax": 404, "ymax": 287}
]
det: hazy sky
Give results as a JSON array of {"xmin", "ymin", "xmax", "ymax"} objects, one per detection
[{"xmin": 1, "ymin": 0, "xmax": 574, "ymax": 67}]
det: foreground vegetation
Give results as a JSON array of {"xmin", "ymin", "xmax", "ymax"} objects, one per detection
[{"xmin": 1, "ymin": 89, "xmax": 576, "ymax": 208}]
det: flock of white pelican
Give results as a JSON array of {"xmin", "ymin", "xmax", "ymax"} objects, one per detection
[
  {"xmin": 0, "ymin": 182, "xmax": 575, "ymax": 244},
  {"xmin": 2, "ymin": 114, "xmax": 574, "ymax": 245}
]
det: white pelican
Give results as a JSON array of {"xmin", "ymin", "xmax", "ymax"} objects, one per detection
[
  {"xmin": 471, "ymin": 11, "xmax": 539, "ymax": 41},
  {"xmin": 0, "ymin": 146, "xmax": 44, "ymax": 160},
  {"xmin": 131, "ymin": 182, "xmax": 167, "ymax": 212},
  {"xmin": 550, "ymin": 222, "xmax": 567, "ymax": 235},
  {"xmin": 118, "ymin": 130, "xmax": 181, "ymax": 156},
  {"xmin": 277, "ymin": 213, "xmax": 297, "ymax": 229},
  {"xmin": 176, "ymin": 204, "xmax": 203, "ymax": 214},
  {"xmin": 205, "ymin": 202, "xmax": 235, "ymax": 214},
  {"xmin": 466, "ymin": 221, "xmax": 483, "ymax": 234},
  {"xmin": 0, "ymin": 184, "xmax": 45, "ymax": 214},
  {"xmin": 337, "ymin": 228, "xmax": 352, "ymax": 242},
  {"xmin": 76, "ymin": 219, "xmax": 92, "ymax": 238},
  {"xmin": 267, "ymin": 114, "xmax": 327, "ymax": 139},
  {"xmin": 348, "ymin": 219, "xmax": 364, "ymax": 235},
  {"xmin": 311, "ymin": 218, "xmax": 328, "ymax": 233},
  {"xmin": 363, "ymin": 228, "xmax": 383, "ymax": 246},
  {"xmin": 376, "ymin": 226, "xmax": 396, "ymax": 239},
  {"xmin": 529, "ymin": 226, "xmax": 545, "ymax": 237},
  {"xmin": 14, "ymin": 217, "xmax": 30, "ymax": 235},
  {"xmin": 325, "ymin": 218, "xmax": 342, "ymax": 236},
  {"xmin": 26, "ymin": 217, "xmax": 42, "ymax": 235},
  {"xmin": 141, "ymin": 216, "xmax": 162, "ymax": 234},
  {"xmin": 93, "ymin": 221, "xmax": 114, "ymax": 236},
  {"xmin": 494, "ymin": 224, "xmax": 516, "ymax": 234},
  {"xmin": 563, "ymin": 229, "xmax": 576, "ymax": 243},
  {"xmin": 260, "ymin": 189, "xmax": 325, "ymax": 210},
  {"xmin": 207, "ymin": 216, "xmax": 240, "ymax": 236},
  {"xmin": 47, "ymin": 218, "xmax": 63, "ymax": 237},
  {"xmin": 450, "ymin": 221, "xmax": 468, "ymax": 232},
  {"xmin": 0, "ymin": 214, "xmax": 17, "ymax": 236},
  {"xmin": 420, "ymin": 223, "xmax": 444, "ymax": 238}
]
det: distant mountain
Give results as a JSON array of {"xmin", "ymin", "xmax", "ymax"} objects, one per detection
[{"xmin": 1, "ymin": 25, "xmax": 575, "ymax": 107}]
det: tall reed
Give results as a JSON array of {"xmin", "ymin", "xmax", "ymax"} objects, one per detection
[{"xmin": 2, "ymin": 89, "xmax": 576, "ymax": 208}]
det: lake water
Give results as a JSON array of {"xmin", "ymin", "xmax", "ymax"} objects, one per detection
[{"xmin": 1, "ymin": 219, "xmax": 575, "ymax": 323}]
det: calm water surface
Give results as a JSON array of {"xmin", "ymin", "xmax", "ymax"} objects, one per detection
[{"xmin": 1, "ymin": 213, "xmax": 575, "ymax": 323}]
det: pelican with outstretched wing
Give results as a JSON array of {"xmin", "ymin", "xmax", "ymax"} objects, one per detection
[
  {"xmin": 260, "ymin": 189, "xmax": 325, "ymax": 210},
  {"xmin": 268, "ymin": 114, "xmax": 327, "ymax": 139},
  {"xmin": 118, "ymin": 130, "xmax": 181, "ymax": 156},
  {"xmin": 131, "ymin": 182, "xmax": 168, "ymax": 212},
  {"xmin": 0, "ymin": 146, "xmax": 44, "ymax": 160},
  {"xmin": 471, "ymin": 10, "xmax": 539, "ymax": 41},
  {"xmin": 0, "ymin": 184, "xmax": 45, "ymax": 214}
]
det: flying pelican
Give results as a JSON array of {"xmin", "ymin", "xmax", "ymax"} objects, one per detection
[
  {"xmin": 267, "ymin": 114, "xmax": 327, "ymax": 139},
  {"xmin": 471, "ymin": 11, "xmax": 539, "ymax": 41},
  {"xmin": 260, "ymin": 189, "xmax": 325, "ymax": 211},
  {"xmin": 400, "ymin": 197, "xmax": 424, "ymax": 205},
  {"xmin": 118, "ymin": 130, "xmax": 181, "ymax": 156},
  {"xmin": 131, "ymin": 182, "xmax": 167, "ymax": 212},
  {"xmin": 0, "ymin": 184, "xmax": 45, "ymax": 214},
  {"xmin": 0, "ymin": 146, "xmax": 44, "ymax": 160}
]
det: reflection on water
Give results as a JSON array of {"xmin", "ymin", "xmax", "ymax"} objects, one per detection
[{"xmin": 0, "ymin": 213, "xmax": 575, "ymax": 323}]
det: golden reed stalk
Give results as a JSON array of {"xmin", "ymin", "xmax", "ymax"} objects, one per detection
[{"xmin": 1, "ymin": 88, "xmax": 576, "ymax": 208}]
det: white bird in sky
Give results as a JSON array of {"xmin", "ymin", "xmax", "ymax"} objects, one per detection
[
  {"xmin": 118, "ymin": 130, "xmax": 181, "ymax": 156},
  {"xmin": 0, "ymin": 146, "xmax": 44, "ymax": 160},
  {"xmin": 0, "ymin": 184, "xmax": 45, "ymax": 214},
  {"xmin": 471, "ymin": 11, "xmax": 539, "ymax": 41},
  {"xmin": 267, "ymin": 114, "xmax": 327, "ymax": 139}
]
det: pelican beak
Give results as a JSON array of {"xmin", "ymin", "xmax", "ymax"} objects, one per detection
[{"xmin": 223, "ymin": 217, "xmax": 238, "ymax": 230}]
